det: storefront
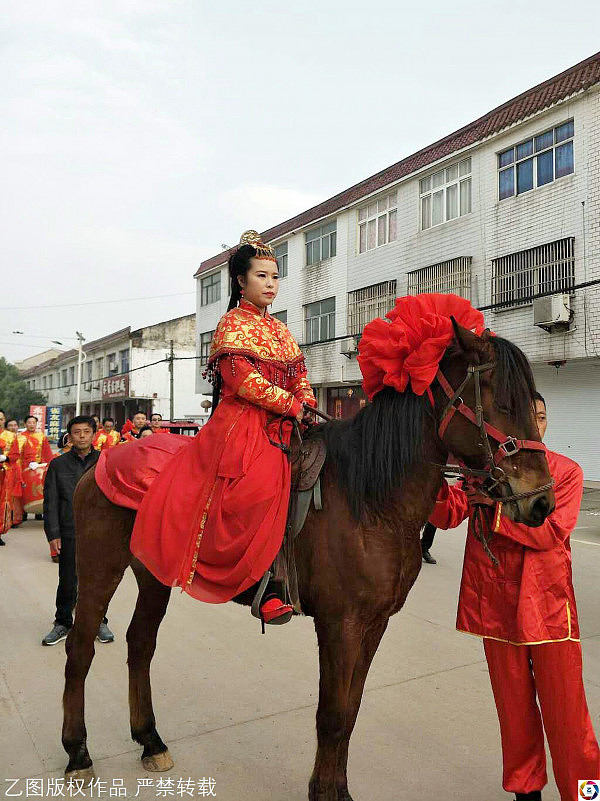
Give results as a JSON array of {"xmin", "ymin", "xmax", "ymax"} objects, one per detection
[{"xmin": 326, "ymin": 385, "xmax": 367, "ymax": 420}]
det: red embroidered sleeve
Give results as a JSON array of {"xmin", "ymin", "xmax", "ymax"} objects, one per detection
[
  {"xmin": 288, "ymin": 374, "xmax": 317, "ymax": 409},
  {"xmin": 220, "ymin": 357, "xmax": 301, "ymax": 417}
]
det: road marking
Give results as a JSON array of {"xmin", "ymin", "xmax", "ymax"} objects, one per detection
[{"xmin": 572, "ymin": 538, "xmax": 600, "ymax": 547}]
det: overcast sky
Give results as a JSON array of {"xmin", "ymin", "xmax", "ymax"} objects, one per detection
[{"xmin": 1, "ymin": 0, "xmax": 599, "ymax": 362}]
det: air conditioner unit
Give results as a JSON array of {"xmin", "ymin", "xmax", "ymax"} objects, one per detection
[
  {"xmin": 533, "ymin": 294, "xmax": 572, "ymax": 332},
  {"xmin": 340, "ymin": 336, "xmax": 359, "ymax": 358},
  {"xmin": 109, "ymin": 362, "xmax": 118, "ymax": 372}
]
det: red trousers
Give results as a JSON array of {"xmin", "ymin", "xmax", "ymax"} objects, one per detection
[{"xmin": 484, "ymin": 638, "xmax": 600, "ymax": 800}]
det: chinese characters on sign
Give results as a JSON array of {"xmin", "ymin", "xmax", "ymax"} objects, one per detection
[
  {"xmin": 46, "ymin": 406, "xmax": 63, "ymax": 442},
  {"xmin": 29, "ymin": 405, "xmax": 46, "ymax": 433},
  {"xmin": 101, "ymin": 374, "xmax": 129, "ymax": 400}
]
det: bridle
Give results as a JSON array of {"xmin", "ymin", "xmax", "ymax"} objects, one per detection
[{"xmin": 432, "ymin": 361, "xmax": 554, "ymax": 562}]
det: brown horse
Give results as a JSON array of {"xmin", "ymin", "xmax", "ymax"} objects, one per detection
[{"xmin": 62, "ymin": 323, "xmax": 554, "ymax": 801}]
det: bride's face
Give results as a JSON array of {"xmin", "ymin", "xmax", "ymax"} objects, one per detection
[{"xmin": 238, "ymin": 258, "xmax": 279, "ymax": 311}]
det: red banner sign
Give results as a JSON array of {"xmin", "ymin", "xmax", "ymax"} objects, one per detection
[
  {"xmin": 101, "ymin": 374, "xmax": 129, "ymax": 400},
  {"xmin": 29, "ymin": 404, "xmax": 47, "ymax": 432}
]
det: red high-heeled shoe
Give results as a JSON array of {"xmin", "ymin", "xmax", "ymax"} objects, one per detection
[{"xmin": 259, "ymin": 596, "xmax": 293, "ymax": 630}]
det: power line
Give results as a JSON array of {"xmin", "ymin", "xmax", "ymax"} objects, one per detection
[{"xmin": 0, "ymin": 291, "xmax": 195, "ymax": 311}]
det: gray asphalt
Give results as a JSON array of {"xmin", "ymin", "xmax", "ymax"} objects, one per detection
[{"xmin": 1, "ymin": 507, "xmax": 600, "ymax": 800}]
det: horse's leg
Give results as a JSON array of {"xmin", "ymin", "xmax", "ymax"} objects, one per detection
[
  {"xmin": 62, "ymin": 545, "xmax": 130, "ymax": 776},
  {"xmin": 334, "ymin": 619, "xmax": 389, "ymax": 801},
  {"xmin": 62, "ymin": 473, "xmax": 133, "ymax": 777},
  {"xmin": 128, "ymin": 559, "xmax": 173, "ymax": 772},
  {"xmin": 309, "ymin": 617, "xmax": 362, "ymax": 801}
]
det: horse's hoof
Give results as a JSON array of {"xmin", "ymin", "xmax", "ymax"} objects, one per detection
[
  {"xmin": 142, "ymin": 749, "xmax": 174, "ymax": 772},
  {"xmin": 65, "ymin": 766, "xmax": 96, "ymax": 781}
]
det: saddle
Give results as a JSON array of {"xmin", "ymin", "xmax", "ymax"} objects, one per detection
[{"xmin": 251, "ymin": 419, "xmax": 328, "ymax": 625}]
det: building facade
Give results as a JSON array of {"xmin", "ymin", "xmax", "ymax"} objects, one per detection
[
  {"xmin": 19, "ymin": 314, "xmax": 199, "ymax": 429},
  {"xmin": 195, "ymin": 53, "xmax": 600, "ymax": 479}
]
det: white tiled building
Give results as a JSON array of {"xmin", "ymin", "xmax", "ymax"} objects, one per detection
[
  {"xmin": 19, "ymin": 314, "xmax": 199, "ymax": 429},
  {"xmin": 195, "ymin": 53, "xmax": 600, "ymax": 479}
]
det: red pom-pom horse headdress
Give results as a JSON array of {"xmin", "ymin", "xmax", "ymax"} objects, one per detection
[{"xmin": 357, "ymin": 293, "xmax": 487, "ymax": 400}]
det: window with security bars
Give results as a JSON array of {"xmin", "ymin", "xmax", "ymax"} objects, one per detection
[
  {"xmin": 199, "ymin": 330, "xmax": 214, "ymax": 364},
  {"xmin": 274, "ymin": 242, "xmax": 288, "ymax": 278},
  {"xmin": 347, "ymin": 280, "xmax": 397, "ymax": 336},
  {"xmin": 491, "ymin": 238, "xmax": 575, "ymax": 308},
  {"xmin": 407, "ymin": 257, "xmax": 472, "ymax": 299},
  {"xmin": 357, "ymin": 192, "xmax": 398, "ymax": 253}
]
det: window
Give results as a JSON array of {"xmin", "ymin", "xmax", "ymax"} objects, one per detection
[
  {"xmin": 274, "ymin": 242, "xmax": 288, "ymax": 278},
  {"xmin": 272, "ymin": 310, "xmax": 288, "ymax": 324},
  {"xmin": 61, "ymin": 369, "xmax": 67, "ymax": 387},
  {"xmin": 347, "ymin": 281, "xmax": 397, "ymax": 336},
  {"xmin": 498, "ymin": 120, "xmax": 574, "ymax": 200},
  {"xmin": 199, "ymin": 330, "xmax": 214, "ymax": 364},
  {"xmin": 120, "ymin": 348, "xmax": 130, "ymax": 374},
  {"xmin": 305, "ymin": 221, "xmax": 337, "ymax": 266},
  {"xmin": 42, "ymin": 376, "xmax": 47, "ymax": 390},
  {"xmin": 305, "ymin": 298, "xmax": 335, "ymax": 343},
  {"xmin": 95, "ymin": 358, "xmax": 103, "ymax": 379},
  {"xmin": 358, "ymin": 192, "xmax": 398, "ymax": 253},
  {"xmin": 407, "ymin": 257, "xmax": 472, "ymax": 299},
  {"xmin": 491, "ymin": 238, "xmax": 575, "ymax": 308},
  {"xmin": 106, "ymin": 353, "xmax": 118, "ymax": 376},
  {"xmin": 47, "ymin": 374, "xmax": 53, "ymax": 389},
  {"xmin": 420, "ymin": 158, "xmax": 471, "ymax": 229},
  {"xmin": 86, "ymin": 361, "xmax": 93, "ymax": 383},
  {"xmin": 68, "ymin": 366, "xmax": 75, "ymax": 385},
  {"xmin": 201, "ymin": 272, "xmax": 221, "ymax": 306}
]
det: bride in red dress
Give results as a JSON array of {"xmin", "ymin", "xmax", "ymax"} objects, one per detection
[{"xmin": 130, "ymin": 231, "xmax": 316, "ymax": 625}]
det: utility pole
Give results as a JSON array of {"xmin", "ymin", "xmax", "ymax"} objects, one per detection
[
  {"xmin": 169, "ymin": 339, "xmax": 174, "ymax": 421},
  {"xmin": 75, "ymin": 331, "xmax": 85, "ymax": 416}
]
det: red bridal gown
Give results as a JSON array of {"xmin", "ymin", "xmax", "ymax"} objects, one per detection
[{"xmin": 129, "ymin": 300, "xmax": 316, "ymax": 603}]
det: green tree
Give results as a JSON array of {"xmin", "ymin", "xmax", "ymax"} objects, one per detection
[{"xmin": 0, "ymin": 357, "xmax": 47, "ymax": 422}]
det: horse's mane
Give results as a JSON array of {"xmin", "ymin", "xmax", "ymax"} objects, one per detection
[
  {"xmin": 309, "ymin": 387, "xmax": 427, "ymax": 522},
  {"xmin": 308, "ymin": 333, "xmax": 537, "ymax": 523}
]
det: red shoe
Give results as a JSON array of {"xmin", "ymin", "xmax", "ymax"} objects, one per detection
[{"xmin": 259, "ymin": 596, "xmax": 293, "ymax": 626}]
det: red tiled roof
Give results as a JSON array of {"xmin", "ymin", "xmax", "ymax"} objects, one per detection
[{"xmin": 195, "ymin": 50, "xmax": 600, "ymax": 277}]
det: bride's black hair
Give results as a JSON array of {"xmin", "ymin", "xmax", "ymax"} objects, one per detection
[{"xmin": 210, "ymin": 244, "xmax": 258, "ymax": 414}]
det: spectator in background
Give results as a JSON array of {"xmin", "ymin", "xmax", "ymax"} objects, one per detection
[
  {"xmin": 135, "ymin": 425, "xmax": 154, "ymax": 439},
  {"xmin": 42, "ymin": 415, "xmax": 114, "ymax": 646},
  {"xmin": 150, "ymin": 413, "xmax": 169, "ymax": 434},
  {"xmin": 421, "ymin": 522, "xmax": 437, "ymax": 564},
  {"xmin": 121, "ymin": 410, "xmax": 148, "ymax": 442},
  {"xmin": 93, "ymin": 417, "xmax": 120, "ymax": 451}
]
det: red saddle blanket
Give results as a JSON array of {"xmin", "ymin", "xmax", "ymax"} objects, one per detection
[{"xmin": 95, "ymin": 433, "xmax": 193, "ymax": 511}]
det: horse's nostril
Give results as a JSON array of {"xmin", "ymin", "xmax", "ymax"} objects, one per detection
[{"xmin": 531, "ymin": 496, "xmax": 550, "ymax": 522}]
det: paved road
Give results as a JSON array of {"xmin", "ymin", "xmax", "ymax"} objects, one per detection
[{"xmin": 1, "ymin": 509, "xmax": 600, "ymax": 800}]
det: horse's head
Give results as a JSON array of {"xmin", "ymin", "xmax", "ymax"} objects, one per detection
[{"xmin": 435, "ymin": 319, "xmax": 555, "ymax": 526}]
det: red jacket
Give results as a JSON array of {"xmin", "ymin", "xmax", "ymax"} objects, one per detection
[{"xmin": 430, "ymin": 449, "xmax": 583, "ymax": 645}]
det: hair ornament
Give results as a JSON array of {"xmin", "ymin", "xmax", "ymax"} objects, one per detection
[{"xmin": 238, "ymin": 230, "xmax": 277, "ymax": 263}]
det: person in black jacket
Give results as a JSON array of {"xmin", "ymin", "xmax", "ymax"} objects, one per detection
[{"xmin": 42, "ymin": 415, "xmax": 115, "ymax": 646}]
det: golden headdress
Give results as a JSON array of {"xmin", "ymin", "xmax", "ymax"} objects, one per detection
[{"xmin": 238, "ymin": 230, "xmax": 277, "ymax": 263}]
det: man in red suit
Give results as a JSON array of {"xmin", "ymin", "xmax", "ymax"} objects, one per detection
[
  {"xmin": 121, "ymin": 411, "xmax": 148, "ymax": 442},
  {"xmin": 430, "ymin": 393, "xmax": 599, "ymax": 801}
]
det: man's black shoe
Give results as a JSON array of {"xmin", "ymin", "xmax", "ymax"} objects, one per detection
[
  {"xmin": 422, "ymin": 549, "xmax": 437, "ymax": 564},
  {"xmin": 515, "ymin": 792, "xmax": 542, "ymax": 801},
  {"xmin": 0, "ymin": 537, "xmax": 6, "ymax": 546}
]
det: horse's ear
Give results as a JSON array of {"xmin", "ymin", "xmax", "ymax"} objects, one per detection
[{"xmin": 451, "ymin": 316, "xmax": 482, "ymax": 354}]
